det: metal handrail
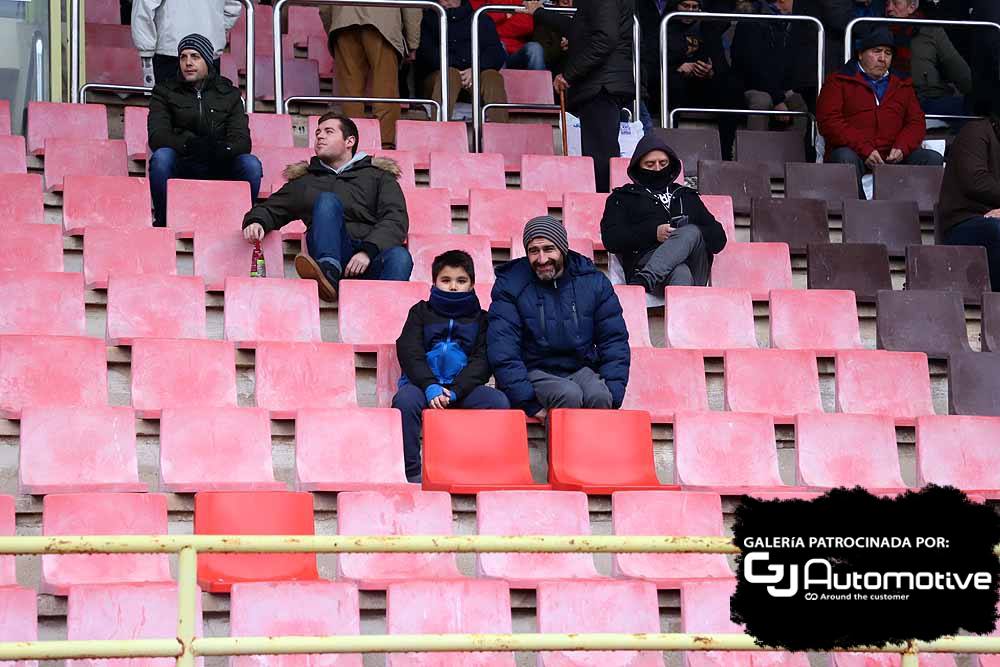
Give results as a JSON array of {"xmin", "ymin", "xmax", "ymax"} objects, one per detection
[
  {"xmin": 668, "ymin": 106, "xmax": 816, "ymax": 146},
  {"xmin": 32, "ymin": 32, "xmax": 45, "ymax": 102},
  {"xmin": 660, "ymin": 11, "xmax": 825, "ymax": 129},
  {"xmin": 272, "ymin": 0, "xmax": 448, "ymax": 118},
  {"xmin": 286, "ymin": 95, "xmax": 441, "ymax": 119}
]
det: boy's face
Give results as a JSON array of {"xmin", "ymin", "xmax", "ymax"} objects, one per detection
[{"xmin": 434, "ymin": 265, "xmax": 474, "ymax": 292}]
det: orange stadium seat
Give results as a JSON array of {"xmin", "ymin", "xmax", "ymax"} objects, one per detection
[
  {"xmin": 0, "ymin": 272, "xmax": 85, "ymax": 337},
  {"xmin": 520, "ymin": 154, "xmax": 595, "ymax": 206},
  {"xmin": 0, "ymin": 136, "xmax": 27, "ymax": 174},
  {"xmin": 723, "ymin": 349, "xmax": 822, "ymax": 423},
  {"xmin": 750, "ymin": 197, "xmax": 829, "ymax": 253},
  {"xmin": 337, "ymin": 280, "xmax": 428, "ymax": 350},
  {"xmin": 768, "ymin": 289, "xmax": 863, "ymax": 353},
  {"xmin": 44, "ymin": 139, "xmax": 127, "ymax": 191},
  {"xmin": 698, "ymin": 160, "xmax": 770, "ymax": 214},
  {"xmin": 835, "ymin": 350, "xmax": 933, "ymax": 424},
  {"xmin": 0, "ymin": 173, "xmax": 44, "ymax": 225},
  {"xmin": 396, "ymin": 120, "xmax": 468, "ymax": 169},
  {"xmin": 916, "ymin": 415, "xmax": 1000, "ymax": 497},
  {"xmin": 408, "ymin": 233, "xmax": 495, "ymax": 283},
  {"xmin": 429, "ymin": 151, "xmax": 505, "ymax": 204},
  {"xmin": 62, "ymin": 175, "xmax": 151, "ymax": 235},
  {"xmin": 401, "ymin": 187, "xmax": 453, "ymax": 236},
  {"xmin": 664, "ymin": 286, "xmax": 757, "ymax": 352},
  {"xmin": 876, "ymin": 289, "xmax": 971, "ymax": 357},
  {"xmin": 947, "ymin": 351, "xmax": 1000, "ymax": 417},
  {"xmin": 83, "ymin": 226, "xmax": 175, "ymax": 289},
  {"xmin": 795, "ymin": 413, "xmax": 907, "ymax": 492},
  {"xmin": 711, "ymin": 242, "xmax": 793, "ymax": 300},
  {"xmin": 167, "ymin": 179, "xmax": 251, "ymax": 238},
  {"xmin": 27, "ymin": 101, "xmax": 107, "ymax": 155},
  {"xmin": 192, "ymin": 228, "xmax": 284, "ymax": 290},
  {"xmin": 106, "ymin": 273, "xmax": 207, "ymax": 345},
  {"xmin": 254, "ymin": 342, "xmax": 357, "ymax": 418},
  {"xmin": 482, "ymin": 122, "xmax": 555, "ymax": 172},
  {"xmin": 807, "ymin": 242, "xmax": 892, "ymax": 303},
  {"xmin": 621, "ymin": 348, "xmax": 707, "ymax": 421},
  {"xmin": 223, "ymin": 277, "xmax": 321, "ymax": 348},
  {"xmin": 130, "ymin": 338, "xmax": 237, "ymax": 418},
  {"xmin": 905, "ymin": 245, "xmax": 991, "ymax": 304},
  {"xmin": 0, "ymin": 335, "xmax": 107, "ymax": 419},
  {"xmin": 842, "ymin": 199, "xmax": 921, "ymax": 257}
]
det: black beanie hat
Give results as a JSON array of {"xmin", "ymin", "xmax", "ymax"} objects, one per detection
[
  {"xmin": 854, "ymin": 26, "xmax": 894, "ymax": 55},
  {"xmin": 177, "ymin": 33, "xmax": 216, "ymax": 69}
]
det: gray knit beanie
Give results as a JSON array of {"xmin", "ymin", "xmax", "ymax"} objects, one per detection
[
  {"xmin": 522, "ymin": 215, "xmax": 569, "ymax": 258},
  {"xmin": 177, "ymin": 34, "xmax": 216, "ymax": 69}
]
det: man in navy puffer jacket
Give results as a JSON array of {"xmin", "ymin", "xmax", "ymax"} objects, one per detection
[{"xmin": 488, "ymin": 216, "xmax": 631, "ymax": 420}]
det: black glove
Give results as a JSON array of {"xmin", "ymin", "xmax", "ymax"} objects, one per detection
[
  {"xmin": 183, "ymin": 135, "xmax": 215, "ymax": 162},
  {"xmin": 212, "ymin": 142, "xmax": 235, "ymax": 165}
]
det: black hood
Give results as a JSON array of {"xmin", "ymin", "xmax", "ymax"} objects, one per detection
[{"xmin": 627, "ymin": 132, "xmax": 683, "ymax": 185}]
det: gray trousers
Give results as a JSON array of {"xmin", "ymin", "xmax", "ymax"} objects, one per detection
[
  {"xmin": 633, "ymin": 223, "xmax": 710, "ymax": 289},
  {"xmin": 528, "ymin": 367, "xmax": 613, "ymax": 410}
]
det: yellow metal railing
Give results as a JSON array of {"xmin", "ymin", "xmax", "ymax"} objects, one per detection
[{"xmin": 0, "ymin": 534, "xmax": 997, "ymax": 664}]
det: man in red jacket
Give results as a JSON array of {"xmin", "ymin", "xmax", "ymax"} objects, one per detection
[
  {"xmin": 817, "ymin": 26, "xmax": 943, "ymax": 199},
  {"xmin": 470, "ymin": 0, "xmax": 545, "ymax": 69}
]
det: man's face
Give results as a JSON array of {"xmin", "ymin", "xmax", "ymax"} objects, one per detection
[
  {"xmin": 677, "ymin": 0, "xmax": 701, "ymax": 23},
  {"xmin": 434, "ymin": 265, "xmax": 474, "ymax": 292},
  {"xmin": 639, "ymin": 149, "xmax": 670, "ymax": 172},
  {"xmin": 314, "ymin": 119, "xmax": 356, "ymax": 162},
  {"xmin": 774, "ymin": 0, "xmax": 794, "ymax": 14},
  {"xmin": 526, "ymin": 237, "xmax": 564, "ymax": 282},
  {"xmin": 885, "ymin": 0, "xmax": 917, "ymax": 18},
  {"xmin": 859, "ymin": 46, "xmax": 893, "ymax": 77},
  {"xmin": 179, "ymin": 49, "xmax": 209, "ymax": 83}
]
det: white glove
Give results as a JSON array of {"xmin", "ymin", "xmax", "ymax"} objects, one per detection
[{"xmin": 141, "ymin": 57, "xmax": 155, "ymax": 87}]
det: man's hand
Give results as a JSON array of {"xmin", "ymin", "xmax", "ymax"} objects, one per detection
[
  {"xmin": 524, "ymin": 0, "xmax": 543, "ymax": 14},
  {"xmin": 886, "ymin": 148, "xmax": 904, "ymax": 163},
  {"xmin": 459, "ymin": 68, "xmax": 474, "ymax": 90},
  {"xmin": 677, "ymin": 62, "xmax": 699, "ymax": 77},
  {"xmin": 344, "ymin": 251, "xmax": 371, "ymax": 278},
  {"xmin": 429, "ymin": 394, "xmax": 451, "ymax": 409},
  {"xmin": 865, "ymin": 150, "xmax": 885, "ymax": 168},
  {"xmin": 553, "ymin": 74, "xmax": 570, "ymax": 94},
  {"xmin": 656, "ymin": 224, "xmax": 675, "ymax": 243},
  {"xmin": 534, "ymin": 407, "xmax": 548, "ymax": 421},
  {"xmin": 243, "ymin": 223, "xmax": 265, "ymax": 243},
  {"xmin": 985, "ymin": 209, "xmax": 1000, "ymax": 219},
  {"xmin": 692, "ymin": 60, "xmax": 713, "ymax": 78}
]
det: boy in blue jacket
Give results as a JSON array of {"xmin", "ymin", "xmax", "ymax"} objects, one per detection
[{"xmin": 392, "ymin": 250, "xmax": 510, "ymax": 483}]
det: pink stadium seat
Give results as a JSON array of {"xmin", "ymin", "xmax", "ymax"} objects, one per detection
[
  {"xmin": 0, "ymin": 173, "xmax": 43, "ymax": 225},
  {"xmin": 0, "ymin": 136, "xmax": 27, "ymax": 174},
  {"xmin": 257, "ymin": 146, "xmax": 314, "ymax": 197},
  {"xmin": 19, "ymin": 406, "xmax": 143, "ymax": 494},
  {"xmin": 288, "ymin": 6, "xmax": 325, "ymax": 47},
  {"xmin": 835, "ymin": 350, "xmax": 933, "ymax": 424},
  {"xmin": 510, "ymin": 237, "xmax": 595, "ymax": 261},
  {"xmin": 664, "ymin": 287, "xmax": 757, "ymax": 352},
  {"xmin": 338, "ymin": 280, "xmax": 428, "ymax": 351},
  {"xmin": 159, "ymin": 407, "xmax": 283, "ymax": 492},
  {"xmin": 610, "ymin": 156, "xmax": 684, "ymax": 189},
  {"xmin": 27, "ymin": 101, "xmax": 107, "ymax": 155},
  {"xmin": 375, "ymin": 344, "xmax": 402, "ymax": 408},
  {"xmin": 674, "ymin": 411, "xmax": 790, "ymax": 494},
  {"xmin": 395, "ymin": 120, "xmax": 468, "ymax": 169},
  {"xmin": 295, "ymin": 408, "xmax": 409, "ymax": 491},
  {"xmin": 0, "ymin": 496, "xmax": 17, "ymax": 584},
  {"xmin": 123, "ymin": 106, "xmax": 148, "ymax": 160},
  {"xmin": 0, "ymin": 335, "xmax": 107, "ymax": 419},
  {"xmin": 42, "ymin": 493, "xmax": 171, "ymax": 595},
  {"xmin": 83, "ymin": 226, "xmax": 175, "ymax": 289},
  {"xmin": 621, "ymin": 348, "xmax": 707, "ymax": 421},
  {"xmin": 223, "ymin": 277, "xmax": 321, "ymax": 348},
  {"xmin": 476, "ymin": 490, "xmax": 601, "ymax": 586},
  {"xmin": 536, "ymin": 580, "xmax": 662, "ymax": 667},
  {"xmin": 249, "ymin": 113, "xmax": 295, "ymax": 148},
  {"xmin": 130, "ymin": 338, "xmax": 237, "ymax": 418},
  {"xmin": 83, "ymin": 22, "xmax": 134, "ymax": 48},
  {"xmin": 521, "ymin": 154, "xmax": 596, "ymax": 206},
  {"xmin": 795, "ymin": 413, "xmax": 906, "ymax": 492},
  {"xmin": 62, "ymin": 175, "xmax": 151, "ymax": 234},
  {"xmin": 408, "ymin": 233, "xmax": 495, "ymax": 284},
  {"xmin": 167, "ymin": 179, "xmax": 250, "ymax": 238},
  {"xmin": 307, "ymin": 35, "xmax": 336, "ymax": 77},
  {"xmin": 482, "ymin": 122, "xmax": 554, "ymax": 171},
  {"xmin": 613, "ymin": 491, "xmax": 732, "ymax": 586},
  {"xmin": 429, "ymin": 151, "xmax": 505, "ymax": 204},
  {"xmin": 613, "ymin": 284, "xmax": 652, "ymax": 348},
  {"xmin": 254, "ymin": 56, "xmax": 320, "ymax": 103},
  {"xmin": 0, "ymin": 272, "xmax": 85, "ymax": 336},
  {"xmin": 916, "ymin": 415, "xmax": 1000, "ymax": 497},
  {"xmin": 192, "ymin": 228, "xmax": 284, "ymax": 291},
  {"xmin": 85, "ymin": 46, "xmax": 143, "ymax": 86},
  {"xmin": 254, "ymin": 342, "xmax": 357, "ymax": 418},
  {"xmin": 401, "ymin": 187, "xmax": 452, "ymax": 236},
  {"xmin": 723, "ymin": 349, "xmax": 822, "ymax": 422},
  {"xmin": 44, "ymin": 139, "xmax": 127, "ymax": 192},
  {"xmin": 337, "ymin": 489, "xmax": 462, "ymax": 588},
  {"xmin": 7, "ymin": 223, "xmax": 64, "ymax": 273},
  {"xmin": 0, "ymin": 99, "xmax": 9, "ymax": 134},
  {"xmin": 230, "ymin": 581, "xmax": 362, "ymax": 667},
  {"xmin": 711, "ymin": 242, "xmax": 793, "ymax": 300},
  {"xmin": 768, "ymin": 289, "xmax": 862, "ymax": 354},
  {"xmin": 500, "ymin": 68, "xmax": 554, "ymax": 103},
  {"xmin": 702, "ymin": 195, "xmax": 736, "ymax": 242},
  {"xmin": 85, "ymin": 0, "xmax": 121, "ymax": 23},
  {"xmin": 386, "ymin": 580, "xmax": 514, "ymax": 667},
  {"xmin": 835, "ymin": 655, "xmax": 956, "ymax": 667},
  {"xmin": 0, "ymin": 587, "xmax": 37, "ymax": 661},
  {"xmin": 468, "ymin": 188, "xmax": 548, "ymax": 246},
  {"xmin": 106, "ymin": 273, "xmax": 206, "ymax": 345},
  {"xmin": 194, "ymin": 491, "xmax": 319, "ymax": 593},
  {"xmin": 422, "ymin": 410, "xmax": 550, "ymax": 493},
  {"xmin": 561, "ymin": 192, "xmax": 607, "ymax": 246},
  {"xmin": 309, "ymin": 116, "xmax": 382, "ymax": 154},
  {"xmin": 373, "ymin": 150, "xmax": 417, "ymax": 189}
]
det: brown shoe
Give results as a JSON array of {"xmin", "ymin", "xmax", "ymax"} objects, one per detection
[{"xmin": 294, "ymin": 254, "xmax": 338, "ymax": 302}]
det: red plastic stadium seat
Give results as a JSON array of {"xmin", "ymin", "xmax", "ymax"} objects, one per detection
[
  {"xmin": 422, "ymin": 410, "xmax": 550, "ymax": 493},
  {"xmin": 948, "ymin": 351, "xmax": 1000, "ymax": 416},
  {"xmin": 613, "ymin": 491, "xmax": 732, "ymax": 586},
  {"xmin": 0, "ymin": 173, "xmax": 44, "ymax": 225},
  {"xmin": 500, "ymin": 68, "xmax": 554, "ymax": 103},
  {"xmin": 521, "ymin": 154, "xmax": 595, "ymax": 206},
  {"xmin": 337, "ymin": 489, "xmax": 462, "ymax": 589},
  {"xmin": 160, "ymin": 407, "xmax": 283, "ymax": 492},
  {"xmin": 711, "ymin": 242, "xmax": 793, "ymax": 300},
  {"xmin": 0, "ymin": 272, "xmax": 85, "ymax": 336},
  {"xmin": 42, "ymin": 493, "xmax": 171, "ymax": 595},
  {"xmin": 167, "ymin": 179, "xmax": 250, "ymax": 238},
  {"xmin": 0, "ymin": 99, "xmax": 9, "ymax": 134},
  {"xmin": 0, "ymin": 335, "xmax": 107, "ymax": 419},
  {"xmin": 476, "ymin": 490, "xmax": 602, "ymax": 586},
  {"xmin": 621, "ymin": 349, "xmax": 707, "ymax": 421},
  {"xmin": 130, "ymin": 338, "xmax": 237, "ymax": 418},
  {"xmin": 19, "ymin": 406, "xmax": 144, "ymax": 494},
  {"xmin": 27, "ymin": 101, "xmax": 107, "ymax": 155},
  {"xmin": 309, "ymin": 116, "xmax": 382, "ymax": 154},
  {"xmin": 916, "ymin": 415, "xmax": 1000, "ymax": 498},
  {"xmin": 469, "ymin": 189, "xmax": 548, "ymax": 246},
  {"xmin": 296, "ymin": 408, "xmax": 409, "ymax": 491},
  {"xmin": 256, "ymin": 146, "xmax": 314, "ymax": 197},
  {"xmin": 482, "ymin": 122, "xmax": 554, "ymax": 172},
  {"xmin": 408, "ymin": 234, "xmax": 495, "ymax": 284},
  {"xmin": 735, "ymin": 129, "xmax": 806, "ymax": 179},
  {"xmin": 250, "ymin": 113, "xmax": 295, "ymax": 148},
  {"xmin": 7, "ymin": 223, "xmax": 63, "ymax": 273},
  {"xmin": 561, "ymin": 192, "xmax": 606, "ymax": 246},
  {"xmin": 83, "ymin": 226, "xmax": 175, "ymax": 289},
  {"xmin": 254, "ymin": 342, "xmax": 357, "ymax": 418},
  {"xmin": 873, "ymin": 163, "xmax": 945, "ymax": 215},
  {"xmin": 0, "ymin": 496, "xmax": 17, "ymax": 584},
  {"xmin": 835, "ymin": 350, "xmax": 933, "ymax": 424},
  {"xmin": 106, "ymin": 274, "xmax": 206, "ymax": 345},
  {"xmin": 723, "ymin": 349, "xmax": 822, "ymax": 423},
  {"xmin": 835, "ymin": 655, "xmax": 956, "ymax": 667},
  {"xmin": 664, "ymin": 286, "xmax": 757, "ymax": 352},
  {"xmin": 288, "ymin": 6, "xmax": 325, "ymax": 47},
  {"xmin": 85, "ymin": 45, "xmax": 144, "ymax": 86},
  {"xmin": 254, "ymin": 57, "xmax": 320, "ymax": 103},
  {"xmin": 429, "ymin": 151, "xmax": 505, "ymax": 204},
  {"xmin": 223, "ymin": 277, "xmax": 321, "ymax": 348},
  {"xmin": 784, "ymin": 162, "xmax": 858, "ymax": 214},
  {"xmin": 614, "ymin": 284, "xmax": 652, "ymax": 348},
  {"xmin": 401, "ymin": 187, "xmax": 453, "ymax": 236},
  {"xmin": 653, "ymin": 127, "xmax": 722, "ymax": 167},
  {"xmin": 307, "ymin": 35, "xmax": 336, "ymax": 77},
  {"xmin": 44, "ymin": 139, "xmax": 127, "ymax": 192},
  {"xmin": 386, "ymin": 580, "xmax": 514, "ymax": 667},
  {"xmin": 373, "ymin": 150, "xmax": 417, "ymax": 189},
  {"xmin": 375, "ymin": 345, "xmax": 402, "ymax": 408},
  {"xmin": 0, "ymin": 587, "xmax": 36, "ymax": 656},
  {"xmin": 230, "ymin": 581, "xmax": 362, "ymax": 667},
  {"xmin": 768, "ymin": 289, "xmax": 862, "ymax": 354},
  {"xmin": 698, "ymin": 160, "xmax": 769, "ymax": 214},
  {"xmin": 536, "ymin": 580, "xmax": 662, "ymax": 667},
  {"xmin": 750, "ymin": 197, "xmax": 829, "ymax": 253},
  {"xmin": 62, "ymin": 175, "xmax": 151, "ymax": 234},
  {"xmin": 337, "ymin": 281, "xmax": 428, "ymax": 351},
  {"xmin": 195, "ymin": 491, "xmax": 319, "ymax": 593},
  {"xmin": 123, "ymin": 105, "xmax": 149, "ymax": 160},
  {"xmin": 85, "ymin": 0, "xmax": 121, "ymax": 23},
  {"xmin": 396, "ymin": 120, "xmax": 468, "ymax": 169},
  {"xmin": 702, "ymin": 195, "xmax": 736, "ymax": 242},
  {"xmin": 193, "ymin": 228, "xmax": 284, "ymax": 291},
  {"xmin": 795, "ymin": 413, "xmax": 906, "ymax": 492},
  {"xmin": 0, "ymin": 136, "xmax": 27, "ymax": 174},
  {"xmin": 905, "ymin": 244, "xmax": 991, "ymax": 304},
  {"xmin": 842, "ymin": 199, "xmax": 921, "ymax": 257}
]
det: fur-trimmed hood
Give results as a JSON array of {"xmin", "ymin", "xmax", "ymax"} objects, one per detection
[{"xmin": 282, "ymin": 155, "xmax": 401, "ymax": 181}]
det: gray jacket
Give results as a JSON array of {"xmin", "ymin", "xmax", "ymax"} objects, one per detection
[
  {"xmin": 131, "ymin": 0, "xmax": 242, "ymax": 58},
  {"xmin": 911, "ymin": 26, "xmax": 972, "ymax": 101}
]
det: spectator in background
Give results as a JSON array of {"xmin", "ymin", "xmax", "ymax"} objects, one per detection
[
  {"xmin": 488, "ymin": 216, "xmax": 630, "ymax": 421},
  {"xmin": 416, "ymin": 0, "xmax": 509, "ymax": 122},
  {"xmin": 636, "ymin": 0, "xmax": 672, "ymax": 121},
  {"xmin": 147, "ymin": 34, "xmax": 261, "ymax": 228},
  {"xmin": 320, "ymin": 7, "xmax": 421, "ymax": 149},
  {"xmin": 852, "ymin": 0, "xmax": 885, "ymax": 16},
  {"xmin": 392, "ymin": 250, "xmax": 510, "ymax": 483},
  {"xmin": 132, "ymin": 0, "xmax": 241, "ymax": 85},
  {"xmin": 471, "ymin": 0, "xmax": 545, "ymax": 70},
  {"xmin": 816, "ymin": 27, "xmax": 942, "ymax": 198},
  {"xmin": 242, "ymin": 113, "xmax": 412, "ymax": 301},
  {"xmin": 526, "ymin": 0, "xmax": 573, "ymax": 75},
  {"xmin": 791, "ymin": 0, "xmax": 854, "ymax": 102},
  {"xmin": 120, "ymin": 0, "xmax": 132, "ymax": 24}
]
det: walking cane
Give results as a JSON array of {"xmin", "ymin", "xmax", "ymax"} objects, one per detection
[{"xmin": 559, "ymin": 90, "xmax": 568, "ymax": 156}]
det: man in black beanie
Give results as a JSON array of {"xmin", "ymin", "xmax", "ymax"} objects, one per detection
[{"xmin": 146, "ymin": 33, "xmax": 262, "ymax": 227}]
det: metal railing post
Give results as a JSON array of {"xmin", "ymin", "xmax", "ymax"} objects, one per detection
[
  {"xmin": 633, "ymin": 14, "xmax": 642, "ymax": 123},
  {"xmin": 69, "ymin": 0, "xmax": 80, "ymax": 103},
  {"xmin": 175, "ymin": 546, "xmax": 198, "ymax": 667},
  {"xmin": 243, "ymin": 0, "xmax": 256, "ymax": 111}
]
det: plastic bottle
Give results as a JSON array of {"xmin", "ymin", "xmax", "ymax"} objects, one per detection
[{"xmin": 250, "ymin": 241, "xmax": 266, "ymax": 278}]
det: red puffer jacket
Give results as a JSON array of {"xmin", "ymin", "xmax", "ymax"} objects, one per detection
[
  {"xmin": 470, "ymin": 0, "xmax": 534, "ymax": 55},
  {"xmin": 816, "ymin": 61, "xmax": 927, "ymax": 161}
]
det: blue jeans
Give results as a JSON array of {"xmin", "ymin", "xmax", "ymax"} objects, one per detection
[
  {"xmin": 149, "ymin": 147, "xmax": 262, "ymax": 226},
  {"xmin": 391, "ymin": 383, "xmax": 510, "ymax": 481},
  {"xmin": 306, "ymin": 192, "xmax": 413, "ymax": 280},
  {"xmin": 943, "ymin": 216, "xmax": 1000, "ymax": 291},
  {"xmin": 504, "ymin": 41, "xmax": 546, "ymax": 71}
]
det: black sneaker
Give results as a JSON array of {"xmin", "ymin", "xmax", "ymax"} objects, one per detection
[{"xmin": 627, "ymin": 272, "xmax": 653, "ymax": 293}]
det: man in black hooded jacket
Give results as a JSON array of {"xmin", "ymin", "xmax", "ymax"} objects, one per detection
[{"xmin": 600, "ymin": 133, "xmax": 727, "ymax": 289}]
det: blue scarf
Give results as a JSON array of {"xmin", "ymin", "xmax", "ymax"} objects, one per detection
[
  {"xmin": 859, "ymin": 62, "xmax": 890, "ymax": 103},
  {"xmin": 428, "ymin": 287, "xmax": 481, "ymax": 320}
]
